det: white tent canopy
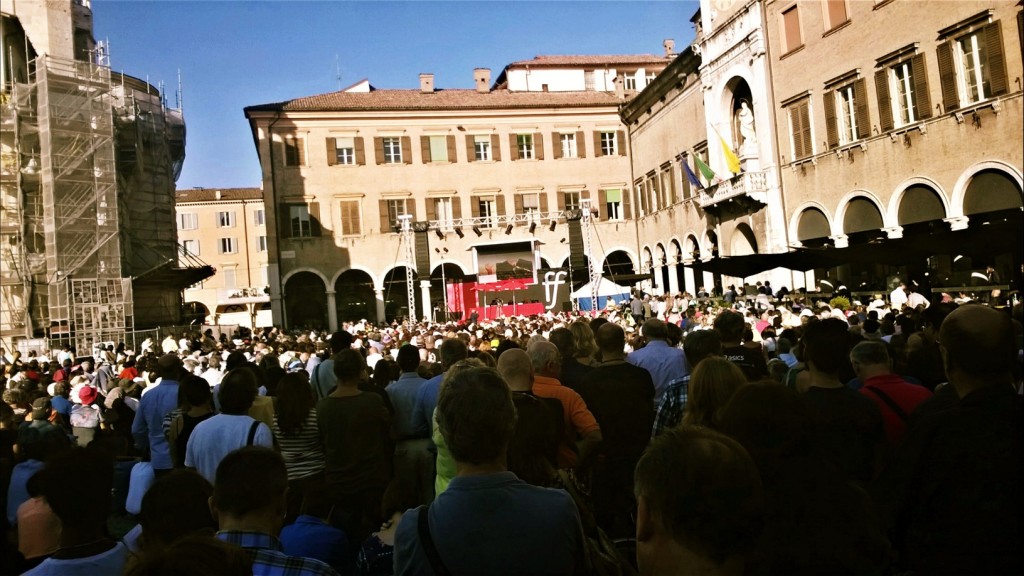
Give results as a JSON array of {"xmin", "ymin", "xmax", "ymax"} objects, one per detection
[{"xmin": 570, "ymin": 277, "xmax": 632, "ymax": 299}]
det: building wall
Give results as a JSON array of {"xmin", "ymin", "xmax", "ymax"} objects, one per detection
[
  {"xmin": 766, "ymin": 0, "xmax": 1023, "ymax": 247},
  {"xmin": 505, "ymin": 67, "xmax": 658, "ymax": 92}
]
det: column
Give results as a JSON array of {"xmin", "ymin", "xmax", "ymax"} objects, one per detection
[
  {"xmin": 683, "ymin": 266, "xmax": 696, "ymax": 296},
  {"xmin": 944, "ymin": 216, "xmax": 969, "ymax": 231},
  {"xmin": 667, "ymin": 263, "xmax": 680, "ymax": 295},
  {"xmin": 374, "ymin": 288, "xmax": 386, "ymax": 324},
  {"xmin": 883, "ymin": 226, "xmax": 904, "ymax": 239},
  {"xmin": 325, "ymin": 290, "xmax": 338, "ymax": 332},
  {"xmin": 419, "ymin": 280, "xmax": 432, "ymax": 323},
  {"xmin": 830, "ymin": 234, "xmax": 849, "ymax": 248}
]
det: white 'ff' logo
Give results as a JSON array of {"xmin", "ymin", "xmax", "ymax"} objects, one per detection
[{"xmin": 543, "ymin": 270, "xmax": 567, "ymax": 310}]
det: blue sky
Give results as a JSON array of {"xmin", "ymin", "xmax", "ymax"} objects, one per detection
[{"xmin": 93, "ymin": 1, "xmax": 698, "ymax": 189}]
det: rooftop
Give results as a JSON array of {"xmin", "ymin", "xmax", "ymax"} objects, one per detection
[
  {"xmin": 245, "ymin": 88, "xmax": 625, "ymax": 113},
  {"xmin": 505, "ymin": 54, "xmax": 672, "ymax": 67},
  {"xmin": 175, "ymin": 187, "xmax": 262, "ymax": 203}
]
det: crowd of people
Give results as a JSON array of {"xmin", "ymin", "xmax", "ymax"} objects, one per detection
[{"xmin": 0, "ymin": 288, "xmax": 1021, "ymax": 575}]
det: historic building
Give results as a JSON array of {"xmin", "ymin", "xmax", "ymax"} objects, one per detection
[{"xmin": 244, "ymin": 49, "xmax": 674, "ymax": 328}]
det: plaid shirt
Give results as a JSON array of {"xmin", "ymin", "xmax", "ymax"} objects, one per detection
[
  {"xmin": 217, "ymin": 530, "xmax": 339, "ymax": 576},
  {"xmin": 651, "ymin": 375, "xmax": 690, "ymax": 438}
]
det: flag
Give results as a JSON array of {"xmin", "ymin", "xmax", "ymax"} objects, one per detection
[
  {"xmin": 693, "ymin": 153, "xmax": 716, "ymax": 183},
  {"xmin": 681, "ymin": 155, "xmax": 704, "ymax": 190},
  {"xmin": 718, "ymin": 134, "xmax": 741, "ymax": 174}
]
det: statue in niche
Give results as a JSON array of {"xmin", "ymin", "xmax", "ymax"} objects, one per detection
[{"xmin": 736, "ymin": 100, "xmax": 756, "ymax": 148}]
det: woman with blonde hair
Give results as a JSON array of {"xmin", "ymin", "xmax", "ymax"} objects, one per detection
[
  {"xmin": 681, "ymin": 357, "xmax": 747, "ymax": 430},
  {"xmin": 569, "ymin": 320, "xmax": 600, "ymax": 366}
]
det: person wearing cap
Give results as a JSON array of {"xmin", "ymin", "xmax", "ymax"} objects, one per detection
[
  {"xmin": 70, "ymin": 385, "xmax": 102, "ymax": 447},
  {"xmin": 132, "ymin": 354, "xmax": 183, "ymax": 477}
]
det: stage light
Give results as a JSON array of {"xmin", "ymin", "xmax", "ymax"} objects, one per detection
[
  {"xmin": 435, "ymin": 228, "xmax": 444, "ymax": 240},
  {"xmin": 549, "ymin": 220, "xmax": 557, "ymax": 232},
  {"xmin": 473, "ymin": 226, "xmax": 482, "ymax": 237},
  {"xmin": 455, "ymin": 227, "xmax": 464, "ymax": 238},
  {"xmin": 505, "ymin": 224, "xmax": 514, "ymax": 235},
  {"xmin": 529, "ymin": 222, "xmax": 537, "ymax": 234}
]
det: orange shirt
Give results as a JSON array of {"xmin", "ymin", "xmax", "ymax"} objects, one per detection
[{"xmin": 532, "ymin": 374, "xmax": 601, "ymax": 468}]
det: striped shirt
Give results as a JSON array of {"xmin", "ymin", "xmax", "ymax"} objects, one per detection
[{"xmin": 272, "ymin": 409, "xmax": 326, "ymax": 480}]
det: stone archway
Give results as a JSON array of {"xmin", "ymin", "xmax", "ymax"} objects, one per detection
[
  {"xmin": 730, "ymin": 223, "xmax": 758, "ymax": 257},
  {"xmin": 602, "ymin": 250, "xmax": 636, "ymax": 281},
  {"xmin": 963, "ymin": 169, "xmax": 1022, "ymax": 217},
  {"xmin": 335, "ymin": 269, "xmax": 375, "ymax": 324},
  {"xmin": 897, "ymin": 184, "xmax": 947, "ymax": 227},
  {"xmin": 382, "ymin": 267, "xmax": 415, "ymax": 322},
  {"xmin": 430, "ymin": 262, "xmax": 466, "ymax": 321},
  {"xmin": 284, "ymin": 271, "xmax": 328, "ymax": 330},
  {"xmin": 796, "ymin": 207, "xmax": 832, "ymax": 247}
]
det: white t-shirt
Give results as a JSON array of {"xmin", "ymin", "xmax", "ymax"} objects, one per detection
[
  {"xmin": 23, "ymin": 541, "xmax": 127, "ymax": 576},
  {"xmin": 185, "ymin": 414, "xmax": 274, "ymax": 483}
]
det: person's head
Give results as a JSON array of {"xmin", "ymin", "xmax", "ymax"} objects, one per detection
[
  {"xmin": 849, "ymin": 341, "xmax": 892, "ymax": 381},
  {"xmin": 569, "ymin": 321, "xmax": 598, "ymax": 359},
  {"xmin": 634, "ymin": 427, "xmax": 763, "ymax": 573},
  {"xmin": 39, "ymin": 447, "xmax": 114, "ymax": 535},
  {"xmin": 331, "ymin": 348, "xmax": 367, "ymax": 387},
  {"xmin": 329, "ymin": 330, "xmax": 353, "ymax": 354},
  {"xmin": 274, "ymin": 372, "xmax": 316, "ymax": 435},
  {"xmin": 224, "ymin": 351, "xmax": 249, "ymax": 372},
  {"xmin": 179, "ymin": 374, "xmax": 213, "ymax": 410},
  {"xmin": 939, "ymin": 304, "xmax": 1016, "ymax": 393},
  {"xmin": 547, "ymin": 328, "xmax": 576, "ymax": 361},
  {"xmin": 713, "ymin": 310, "xmax": 746, "ymax": 343},
  {"xmin": 496, "ymin": 348, "xmax": 534, "ymax": 392},
  {"xmin": 641, "ymin": 318, "xmax": 669, "ymax": 341},
  {"xmin": 139, "ymin": 469, "xmax": 217, "ymax": 551},
  {"xmin": 211, "ymin": 447, "xmax": 288, "ymax": 532},
  {"xmin": 379, "ymin": 476, "xmax": 422, "ymax": 521},
  {"xmin": 437, "ymin": 338, "xmax": 469, "ymax": 370},
  {"xmin": 527, "ymin": 340, "xmax": 561, "ymax": 379},
  {"xmin": 682, "ymin": 330, "xmax": 723, "ymax": 368},
  {"xmin": 683, "ymin": 357, "xmax": 747, "ymax": 429},
  {"xmin": 801, "ymin": 318, "xmax": 851, "ymax": 376},
  {"xmin": 217, "ymin": 369, "xmax": 258, "ymax": 415},
  {"xmin": 595, "ymin": 323, "xmax": 627, "ymax": 357},
  {"xmin": 157, "ymin": 354, "xmax": 184, "ymax": 380},
  {"xmin": 30, "ymin": 397, "xmax": 51, "ymax": 421},
  {"xmin": 436, "ymin": 367, "xmax": 516, "ymax": 469},
  {"xmin": 396, "ymin": 344, "xmax": 420, "ymax": 373},
  {"xmin": 127, "ymin": 534, "xmax": 253, "ymax": 576}
]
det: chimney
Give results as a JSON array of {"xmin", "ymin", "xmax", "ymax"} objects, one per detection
[
  {"xmin": 614, "ymin": 76, "xmax": 624, "ymax": 99},
  {"xmin": 215, "ymin": 190, "xmax": 222, "ymax": 200},
  {"xmin": 419, "ymin": 73, "xmax": 434, "ymax": 94},
  {"xmin": 473, "ymin": 68, "xmax": 491, "ymax": 93},
  {"xmin": 663, "ymin": 38, "xmax": 676, "ymax": 57}
]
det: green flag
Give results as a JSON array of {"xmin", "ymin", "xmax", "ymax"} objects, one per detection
[{"xmin": 693, "ymin": 153, "xmax": 716, "ymax": 183}]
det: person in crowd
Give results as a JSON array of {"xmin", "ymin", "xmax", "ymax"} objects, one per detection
[
  {"xmin": 15, "ymin": 468, "xmax": 61, "ymax": 572},
  {"xmin": 271, "ymin": 372, "xmax": 326, "ymax": 521},
  {"xmin": 579, "ymin": 322, "xmax": 655, "ymax": 536},
  {"xmin": 23, "ymin": 447, "xmax": 128, "ymax": 575},
  {"xmin": 127, "ymin": 533, "xmax": 254, "ymax": 576},
  {"xmin": 715, "ymin": 310, "xmax": 769, "ymax": 381},
  {"xmin": 357, "ymin": 477, "xmax": 422, "ymax": 576},
  {"xmin": 527, "ymin": 340, "xmax": 602, "ymax": 470},
  {"xmin": 633, "ymin": 426, "xmax": 764, "ymax": 576},
  {"xmin": 873, "ymin": 304, "xmax": 1023, "ymax": 575},
  {"xmin": 185, "ymin": 368, "xmax": 274, "ymax": 483},
  {"xmin": 128, "ymin": 468, "xmax": 218, "ymax": 555},
  {"xmin": 497, "ymin": 349, "xmax": 565, "ymax": 483},
  {"xmin": 166, "ymin": 374, "xmax": 215, "ymax": 469},
  {"xmin": 849, "ymin": 341, "xmax": 932, "ymax": 447},
  {"xmin": 69, "ymin": 384, "xmax": 102, "ymax": 446},
  {"xmin": 132, "ymin": 354, "xmax": 184, "ymax": 477},
  {"xmin": 569, "ymin": 320, "xmax": 601, "ymax": 367},
  {"xmin": 547, "ymin": 327, "xmax": 594, "ymax": 392},
  {"xmin": 386, "ymin": 344, "xmax": 433, "ymax": 506},
  {"xmin": 212, "ymin": 447, "xmax": 339, "ymax": 576},
  {"xmin": 905, "ymin": 302, "xmax": 955, "ymax": 390},
  {"xmin": 653, "ymin": 329, "xmax": 723, "ymax": 438},
  {"xmin": 681, "ymin": 357, "xmax": 747, "ymax": 431},
  {"xmin": 279, "ymin": 489, "xmax": 349, "ymax": 574},
  {"xmin": 410, "ymin": 338, "xmax": 468, "ymax": 439},
  {"xmin": 317, "ymin": 348, "xmax": 391, "ymax": 543},
  {"xmin": 310, "ymin": 331, "xmax": 354, "ymax": 399},
  {"xmin": 393, "ymin": 366, "xmax": 584, "ymax": 575},
  {"xmin": 627, "ymin": 318, "xmax": 688, "ymax": 403}
]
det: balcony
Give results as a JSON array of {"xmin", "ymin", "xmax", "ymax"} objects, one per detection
[
  {"xmin": 697, "ymin": 170, "xmax": 768, "ymax": 217},
  {"xmin": 217, "ymin": 287, "xmax": 270, "ymax": 306}
]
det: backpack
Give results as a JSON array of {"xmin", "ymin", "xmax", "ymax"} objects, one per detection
[{"xmin": 555, "ymin": 470, "xmax": 637, "ymax": 576}]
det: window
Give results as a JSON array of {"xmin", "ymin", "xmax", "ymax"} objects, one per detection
[
  {"xmin": 517, "ymin": 134, "xmax": 535, "ymax": 160},
  {"xmin": 260, "ymin": 266, "xmax": 269, "ymax": 287},
  {"xmin": 177, "ymin": 212, "xmax": 197, "ymax": 230},
  {"xmin": 515, "ymin": 193, "xmax": 543, "ymax": 225},
  {"xmin": 379, "ymin": 199, "xmax": 412, "ymax": 232},
  {"xmin": 645, "ymin": 72, "xmax": 657, "ymax": 86},
  {"xmin": 340, "ymin": 200, "xmax": 361, "ymax": 236},
  {"xmin": 257, "ymin": 235, "xmax": 267, "ymax": 252},
  {"xmin": 584, "ymin": 71, "xmax": 595, "ymax": 91},
  {"xmin": 218, "ymin": 238, "xmax": 238, "ymax": 255},
  {"xmin": 217, "ymin": 211, "xmax": 236, "ymax": 228},
  {"xmin": 253, "ymin": 209, "xmax": 265, "ymax": 227},
  {"xmin": 602, "ymin": 188, "xmax": 626, "ymax": 221},
  {"xmin": 787, "ymin": 99, "xmax": 813, "ymax": 160},
  {"xmin": 624, "ymin": 76, "xmax": 637, "ymax": 90},
  {"xmin": 824, "ymin": 0, "xmax": 848, "ymax": 30},
  {"xmin": 562, "ymin": 191, "xmax": 581, "ymax": 212},
  {"xmin": 427, "ymin": 135, "xmax": 449, "ymax": 163},
  {"xmin": 429, "ymin": 197, "xmax": 455, "ymax": 229},
  {"xmin": 475, "ymin": 196, "xmax": 500, "ymax": 228},
  {"xmin": 180, "ymin": 239, "xmax": 199, "ymax": 256},
  {"xmin": 383, "ymin": 137, "xmax": 402, "ymax": 164},
  {"xmin": 560, "ymin": 133, "xmax": 578, "ymax": 158},
  {"xmin": 223, "ymin": 269, "xmax": 236, "ymax": 290},
  {"xmin": 874, "ymin": 53, "xmax": 931, "ymax": 132},
  {"xmin": 283, "ymin": 135, "xmax": 305, "ymax": 167},
  {"xmin": 288, "ymin": 205, "xmax": 316, "ymax": 238},
  {"xmin": 333, "ymin": 137, "xmax": 356, "ymax": 165},
  {"xmin": 782, "ymin": 6, "xmax": 803, "ymax": 53},
  {"xmin": 599, "ymin": 131, "xmax": 618, "ymax": 156},
  {"xmin": 474, "ymin": 135, "xmax": 492, "ymax": 161},
  {"xmin": 824, "ymin": 79, "xmax": 869, "ymax": 147}
]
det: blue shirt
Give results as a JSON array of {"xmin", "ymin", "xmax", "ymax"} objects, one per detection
[
  {"xmin": 410, "ymin": 374, "xmax": 443, "ymax": 439},
  {"xmin": 279, "ymin": 515, "xmax": 348, "ymax": 572},
  {"xmin": 310, "ymin": 359, "xmax": 337, "ymax": 400},
  {"xmin": 131, "ymin": 379, "xmax": 180, "ymax": 470},
  {"xmin": 387, "ymin": 372, "xmax": 427, "ymax": 439},
  {"xmin": 627, "ymin": 340, "xmax": 688, "ymax": 403},
  {"xmin": 7, "ymin": 458, "xmax": 45, "ymax": 525},
  {"xmin": 217, "ymin": 530, "xmax": 339, "ymax": 576}
]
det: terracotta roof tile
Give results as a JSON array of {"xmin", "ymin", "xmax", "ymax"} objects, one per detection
[
  {"xmin": 246, "ymin": 88, "xmax": 626, "ymax": 113},
  {"xmin": 175, "ymin": 188, "xmax": 263, "ymax": 203},
  {"xmin": 506, "ymin": 54, "xmax": 672, "ymax": 67}
]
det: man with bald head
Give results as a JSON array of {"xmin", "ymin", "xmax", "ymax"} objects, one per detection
[
  {"xmin": 627, "ymin": 318, "xmax": 687, "ymax": 404},
  {"xmin": 873, "ymin": 305, "xmax": 1022, "ymax": 575},
  {"xmin": 497, "ymin": 348, "xmax": 564, "ymax": 470},
  {"xmin": 131, "ymin": 353, "xmax": 184, "ymax": 476},
  {"xmin": 526, "ymin": 341, "xmax": 602, "ymax": 469}
]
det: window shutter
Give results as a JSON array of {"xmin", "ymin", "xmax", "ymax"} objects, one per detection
[
  {"xmin": 823, "ymin": 92, "xmax": 839, "ymax": 149},
  {"xmin": 854, "ymin": 79, "xmax": 871, "ymax": 139},
  {"xmin": 799, "ymin": 102, "xmax": 813, "ymax": 159},
  {"xmin": 576, "ymin": 131, "xmax": 586, "ymax": 158},
  {"xmin": 622, "ymin": 187, "xmax": 632, "ymax": 219},
  {"xmin": 374, "ymin": 137, "xmax": 385, "ymax": 165},
  {"xmin": 355, "ymin": 137, "xmax": 366, "ymax": 165},
  {"xmin": 936, "ymin": 42, "xmax": 958, "ymax": 113},
  {"xmin": 446, "ymin": 136, "xmax": 457, "ymax": 163},
  {"xmin": 593, "ymin": 131, "xmax": 603, "ymax": 157},
  {"xmin": 534, "ymin": 133, "xmax": 545, "ymax": 160},
  {"xmin": 401, "ymin": 137, "xmax": 412, "ymax": 164},
  {"xmin": 279, "ymin": 204, "xmax": 291, "ymax": 238},
  {"xmin": 509, "ymin": 134, "xmax": 519, "ymax": 161},
  {"xmin": 552, "ymin": 132, "xmax": 562, "ymax": 159},
  {"xmin": 668, "ymin": 167, "xmax": 678, "ymax": 204},
  {"xmin": 598, "ymin": 189, "xmax": 608, "ymax": 221},
  {"xmin": 985, "ymin": 22, "xmax": 1008, "ymax": 96},
  {"xmin": 426, "ymin": 198, "xmax": 437, "ymax": 222},
  {"xmin": 379, "ymin": 200, "xmax": 391, "ymax": 233},
  {"xmin": 790, "ymin": 106, "xmax": 805, "ymax": 159},
  {"xmin": 617, "ymin": 131, "xmax": 626, "ymax": 156},
  {"xmin": 875, "ymin": 69, "xmax": 894, "ymax": 132},
  {"xmin": 309, "ymin": 202, "xmax": 322, "ymax": 237},
  {"xmin": 296, "ymin": 137, "xmax": 306, "ymax": 166},
  {"xmin": 451, "ymin": 197, "xmax": 462, "ymax": 220},
  {"xmin": 557, "ymin": 192, "xmax": 566, "ymax": 211},
  {"xmin": 495, "ymin": 195, "xmax": 505, "ymax": 217},
  {"xmin": 466, "ymin": 136, "xmax": 476, "ymax": 162},
  {"xmin": 420, "ymin": 136, "xmax": 431, "ymax": 163},
  {"xmin": 490, "ymin": 134, "xmax": 501, "ymax": 161},
  {"xmin": 471, "ymin": 197, "xmax": 481, "ymax": 218},
  {"xmin": 326, "ymin": 138, "xmax": 337, "ymax": 166},
  {"xmin": 539, "ymin": 192, "xmax": 548, "ymax": 213},
  {"xmin": 514, "ymin": 193, "xmax": 524, "ymax": 216},
  {"xmin": 406, "ymin": 199, "xmax": 417, "ymax": 221},
  {"xmin": 911, "ymin": 54, "xmax": 932, "ymax": 120}
]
